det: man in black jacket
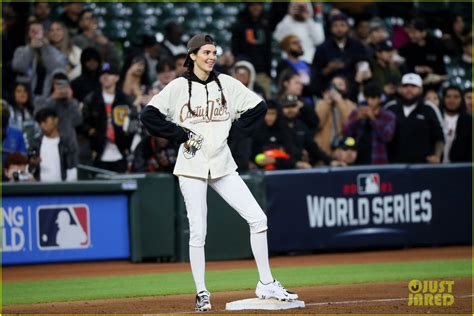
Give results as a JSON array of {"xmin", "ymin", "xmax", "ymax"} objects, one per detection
[
  {"xmin": 311, "ymin": 13, "xmax": 369, "ymax": 100},
  {"xmin": 82, "ymin": 63, "xmax": 133, "ymax": 172},
  {"xmin": 231, "ymin": 3, "xmax": 273, "ymax": 96},
  {"xmin": 385, "ymin": 73, "xmax": 444, "ymax": 164},
  {"xmin": 279, "ymin": 96, "xmax": 342, "ymax": 167},
  {"xmin": 29, "ymin": 107, "xmax": 77, "ymax": 181}
]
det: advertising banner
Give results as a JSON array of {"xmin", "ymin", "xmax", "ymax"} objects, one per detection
[
  {"xmin": 266, "ymin": 164, "xmax": 471, "ymax": 253},
  {"xmin": 2, "ymin": 194, "xmax": 130, "ymax": 265}
]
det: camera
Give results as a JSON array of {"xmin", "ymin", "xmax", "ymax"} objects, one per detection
[
  {"xmin": 27, "ymin": 148, "xmax": 38, "ymax": 159},
  {"xmin": 12, "ymin": 170, "xmax": 31, "ymax": 182}
]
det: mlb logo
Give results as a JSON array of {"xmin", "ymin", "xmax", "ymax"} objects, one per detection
[
  {"xmin": 357, "ymin": 173, "xmax": 380, "ymax": 195},
  {"xmin": 37, "ymin": 205, "xmax": 90, "ymax": 250}
]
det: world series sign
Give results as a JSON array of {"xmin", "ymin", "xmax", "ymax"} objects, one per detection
[{"xmin": 265, "ymin": 164, "xmax": 471, "ymax": 252}]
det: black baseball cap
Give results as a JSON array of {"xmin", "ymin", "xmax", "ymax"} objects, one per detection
[
  {"xmin": 183, "ymin": 34, "xmax": 216, "ymax": 67},
  {"xmin": 329, "ymin": 13, "xmax": 349, "ymax": 26},
  {"xmin": 407, "ymin": 18, "xmax": 427, "ymax": 31},
  {"xmin": 375, "ymin": 40, "xmax": 394, "ymax": 52},
  {"xmin": 280, "ymin": 94, "xmax": 301, "ymax": 107},
  {"xmin": 100, "ymin": 62, "xmax": 120, "ymax": 76}
]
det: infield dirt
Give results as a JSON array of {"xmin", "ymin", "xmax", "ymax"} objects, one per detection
[{"xmin": 3, "ymin": 245, "xmax": 472, "ymax": 314}]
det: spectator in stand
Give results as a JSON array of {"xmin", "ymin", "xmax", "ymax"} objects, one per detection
[
  {"xmin": 2, "ymin": 102, "xmax": 27, "ymax": 164},
  {"xmin": 119, "ymin": 54, "xmax": 150, "ymax": 103},
  {"xmin": 3, "ymin": 152, "xmax": 33, "ymax": 182},
  {"xmin": 48, "ymin": 21, "xmax": 82, "ymax": 81},
  {"xmin": 160, "ymin": 22, "xmax": 187, "ymax": 58},
  {"xmin": 332, "ymin": 136, "xmax": 358, "ymax": 166},
  {"xmin": 231, "ymin": 3, "xmax": 273, "ymax": 96},
  {"xmin": 174, "ymin": 53, "xmax": 188, "ymax": 75},
  {"xmin": 34, "ymin": 71, "xmax": 82, "ymax": 163},
  {"xmin": 8, "ymin": 82, "xmax": 40, "ymax": 147},
  {"xmin": 12, "ymin": 20, "xmax": 68, "ymax": 97},
  {"xmin": 399, "ymin": 18, "xmax": 447, "ymax": 87},
  {"xmin": 252, "ymin": 100, "xmax": 297, "ymax": 170},
  {"xmin": 352, "ymin": 14, "xmax": 372, "ymax": 45},
  {"xmin": 440, "ymin": 85, "xmax": 471, "ymax": 163},
  {"xmin": 277, "ymin": 69, "xmax": 319, "ymax": 131},
  {"xmin": 141, "ymin": 34, "xmax": 163, "ymax": 84},
  {"xmin": 442, "ymin": 14, "xmax": 469, "ymax": 59},
  {"xmin": 58, "ymin": 2, "xmax": 83, "ymax": 38},
  {"xmin": 73, "ymin": 9, "xmax": 120, "ymax": 67},
  {"xmin": 277, "ymin": 35, "xmax": 313, "ymax": 105},
  {"xmin": 343, "ymin": 83, "xmax": 396, "ymax": 165},
  {"xmin": 311, "ymin": 13, "xmax": 369, "ymax": 100},
  {"xmin": 3, "ymin": 4, "xmax": 29, "ymax": 101},
  {"xmin": 132, "ymin": 135, "xmax": 178, "ymax": 173},
  {"xmin": 71, "ymin": 47, "xmax": 102, "ymax": 102},
  {"xmin": 29, "ymin": 2, "xmax": 52, "ymax": 31},
  {"xmin": 463, "ymin": 87, "xmax": 472, "ymax": 114},
  {"xmin": 371, "ymin": 40, "xmax": 402, "ymax": 101},
  {"xmin": 315, "ymin": 75, "xmax": 357, "ymax": 157},
  {"xmin": 119, "ymin": 54, "xmax": 153, "ymax": 153},
  {"xmin": 82, "ymin": 63, "xmax": 133, "ymax": 173},
  {"xmin": 29, "ymin": 107, "xmax": 78, "ymax": 182},
  {"xmin": 424, "ymin": 88, "xmax": 441, "ymax": 109},
  {"xmin": 274, "ymin": 2, "xmax": 325, "ymax": 65},
  {"xmin": 231, "ymin": 61, "xmax": 266, "ymax": 100},
  {"xmin": 365, "ymin": 17, "xmax": 389, "ymax": 57},
  {"xmin": 385, "ymin": 73, "xmax": 444, "ymax": 164},
  {"xmin": 151, "ymin": 58, "xmax": 177, "ymax": 95},
  {"xmin": 447, "ymin": 37, "xmax": 472, "ymax": 88},
  {"xmin": 280, "ymin": 95, "xmax": 343, "ymax": 168}
]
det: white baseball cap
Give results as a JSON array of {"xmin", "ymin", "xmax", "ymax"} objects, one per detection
[{"xmin": 401, "ymin": 73, "xmax": 423, "ymax": 87}]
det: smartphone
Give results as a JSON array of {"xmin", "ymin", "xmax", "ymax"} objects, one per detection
[
  {"xmin": 357, "ymin": 61, "xmax": 369, "ymax": 72},
  {"xmin": 56, "ymin": 79, "xmax": 69, "ymax": 87},
  {"xmin": 34, "ymin": 29, "xmax": 44, "ymax": 40}
]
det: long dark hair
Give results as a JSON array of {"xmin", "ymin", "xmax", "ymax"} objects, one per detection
[
  {"xmin": 185, "ymin": 49, "xmax": 227, "ymax": 117},
  {"xmin": 441, "ymin": 85, "xmax": 466, "ymax": 113},
  {"xmin": 12, "ymin": 82, "xmax": 33, "ymax": 114}
]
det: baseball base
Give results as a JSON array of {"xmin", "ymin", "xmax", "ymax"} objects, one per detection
[{"xmin": 225, "ymin": 298, "xmax": 305, "ymax": 310}]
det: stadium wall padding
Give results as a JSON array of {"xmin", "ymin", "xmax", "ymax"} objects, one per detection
[{"xmin": 2, "ymin": 164, "xmax": 470, "ymax": 265}]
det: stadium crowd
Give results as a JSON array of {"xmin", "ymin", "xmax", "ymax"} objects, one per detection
[{"xmin": 2, "ymin": 2, "xmax": 472, "ymax": 182}]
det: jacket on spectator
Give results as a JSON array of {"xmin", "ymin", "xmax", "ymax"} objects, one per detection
[
  {"xmin": 343, "ymin": 108, "xmax": 396, "ymax": 164},
  {"xmin": 311, "ymin": 37, "xmax": 369, "ymax": 98},
  {"xmin": 399, "ymin": 37, "xmax": 447, "ymax": 76},
  {"xmin": 386, "ymin": 99, "xmax": 444, "ymax": 163},
  {"xmin": 82, "ymin": 90, "xmax": 133, "ymax": 160},
  {"xmin": 252, "ymin": 117, "xmax": 298, "ymax": 170},
  {"xmin": 34, "ymin": 95, "xmax": 82, "ymax": 160},
  {"xmin": 71, "ymin": 47, "xmax": 102, "ymax": 102},
  {"xmin": 442, "ymin": 110, "xmax": 472, "ymax": 162},
  {"xmin": 231, "ymin": 10, "xmax": 273, "ymax": 75},
  {"xmin": 315, "ymin": 98, "xmax": 356, "ymax": 156},
  {"xmin": 12, "ymin": 44, "xmax": 68, "ymax": 97},
  {"xmin": 283, "ymin": 117, "xmax": 332, "ymax": 165},
  {"xmin": 29, "ymin": 135, "xmax": 77, "ymax": 181},
  {"xmin": 273, "ymin": 6, "xmax": 325, "ymax": 64}
]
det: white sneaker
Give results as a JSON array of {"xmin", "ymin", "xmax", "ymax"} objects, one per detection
[{"xmin": 255, "ymin": 280, "xmax": 298, "ymax": 301}]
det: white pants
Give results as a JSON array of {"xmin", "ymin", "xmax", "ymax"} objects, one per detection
[{"xmin": 179, "ymin": 172, "xmax": 268, "ymax": 247}]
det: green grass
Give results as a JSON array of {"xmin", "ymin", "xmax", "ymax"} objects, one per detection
[{"xmin": 3, "ymin": 259, "xmax": 471, "ymax": 306}]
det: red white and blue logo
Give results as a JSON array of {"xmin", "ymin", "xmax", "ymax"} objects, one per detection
[
  {"xmin": 357, "ymin": 173, "xmax": 380, "ymax": 195},
  {"xmin": 37, "ymin": 204, "xmax": 90, "ymax": 250}
]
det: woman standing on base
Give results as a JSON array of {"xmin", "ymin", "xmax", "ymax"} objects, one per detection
[{"xmin": 140, "ymin": 34, "xmax": 298, "ymax": 311}]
